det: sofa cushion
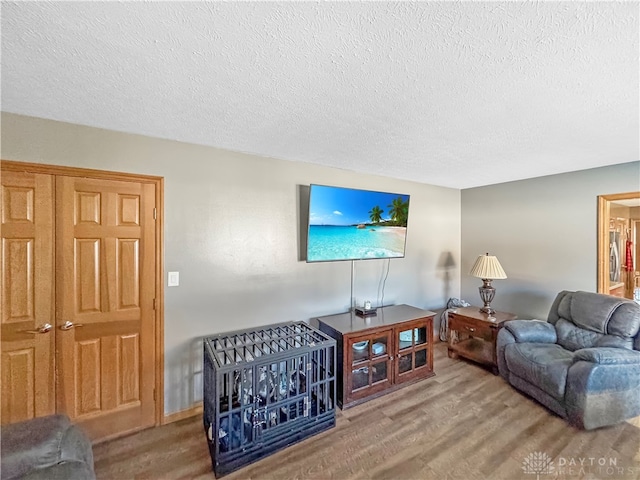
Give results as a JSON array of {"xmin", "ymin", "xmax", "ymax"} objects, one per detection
[
  {"xmin": 548, "ymin": 292, "xmax": 640, "ymax": 351},
  {"xmin": 505, "ymin": 343, "xmax": 574, "ymax": 401},
  {"xmin": 596, "ymin": 335, "xmax": 634, "ymax": 350},
  {"xmin": 606, "ymin": 301, "xmax": 640, "ymax": 339},
  {"xmin": 570, "ymin": 291, "xmax": 627, "ymax": 333},
  {"xmin": 574, "ymin": 347, "xmax": 640, "ymax": 365},
  {"xmin": 549, "ymin": 291, "xmax": 572, "ymax": 325},
  {"xmin": 555, "ymin": 318, "xmax": 603, "ymax": 352}
]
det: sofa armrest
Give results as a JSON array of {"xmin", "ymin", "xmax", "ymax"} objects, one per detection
[
  {"xmin": 566, "ymin": 357, "xmax": 640, "ymax": 429},
  {"xmin": 21, "ymin": 461, "xmax": 95, "ymax": 480},
  {"xmin": 503, "ymin": 320, "xmax": 557, "ymax": 344},
  {"xmin": 0, "ymin": 415, "xmax": 94, "ymax": 480},
  {"xmin": 574, "ymin": 347, "xmax": 640, "ymax": 365}
]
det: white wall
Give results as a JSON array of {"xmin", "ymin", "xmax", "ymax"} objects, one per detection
[
  {"xmin": 1, "ymin": 112, "xmax": 461, "ymax": 414},
  {"xmin": 461, "ymin": 161, "xmax": 640, "ymax": 320}
]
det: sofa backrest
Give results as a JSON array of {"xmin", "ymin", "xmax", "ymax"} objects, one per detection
[{"xmin": 547, "ymin": 290, "xmax": 640, "ymax": 351}]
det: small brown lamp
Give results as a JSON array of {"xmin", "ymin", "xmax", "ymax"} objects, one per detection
[{"xmin": 469, "ymin": 253, "xmax": 507, "ymax": 315}]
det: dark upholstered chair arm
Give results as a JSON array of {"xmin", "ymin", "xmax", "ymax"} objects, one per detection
[
  {"xmin": 503, "ymin": 320, "xmax": 557, "ymax": 344},
  {"xmin": 0, "ymin": 415, "xmax": 94, "ymax": 480},
  {"xmin": 21, "ymin": 461, "xmax": 95, "ymax": 480},
  {"xmin": 574, "ymin": 347, "xmax": 640, "ymax": 365}
]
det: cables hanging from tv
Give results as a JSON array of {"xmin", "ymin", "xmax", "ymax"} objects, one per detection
[
  {"xmin": 350, "ymin": 260, "xmax": 355, "ymax": 311},
  {"xmin": 377, "ymin": 258, "xmax": 391, "ymax": 309}
]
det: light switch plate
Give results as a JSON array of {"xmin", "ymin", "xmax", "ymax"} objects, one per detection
[{"xmin": 168, "ymin": 271, "xmax": 179, "ymax": 287}]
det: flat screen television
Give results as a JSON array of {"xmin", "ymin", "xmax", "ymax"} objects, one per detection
[{"xmin": 306, "ymin": 184, "xmax": 410, "ymax": 262}]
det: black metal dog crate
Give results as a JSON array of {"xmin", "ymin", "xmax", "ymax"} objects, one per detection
[{"xmin": 203, "ymin": 321, "xmax": 336, "ymax": 477}]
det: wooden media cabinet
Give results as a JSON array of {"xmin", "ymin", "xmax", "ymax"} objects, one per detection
[{"xmin": 315, "ymin": 304, "xmax": 435, "ymax": 409}]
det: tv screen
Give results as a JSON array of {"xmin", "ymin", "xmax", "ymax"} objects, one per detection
[{"xmin": 306, "ymin": 184, "xmax": 410, "ymax": 262}]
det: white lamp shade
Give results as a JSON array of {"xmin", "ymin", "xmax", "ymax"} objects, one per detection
[{"xmin": 469, "ymin": 254, "xmax": 507, "ymax": 279}]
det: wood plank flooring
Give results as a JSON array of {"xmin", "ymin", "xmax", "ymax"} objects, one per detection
[{"xmin": 93, "ymin": 343, "xmax": 640, "ymax": 480}]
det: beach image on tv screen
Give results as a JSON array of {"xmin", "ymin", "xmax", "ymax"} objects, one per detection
[{"xmin": 307, "ymin": 184, "xmax": 410, "ymax": 262}]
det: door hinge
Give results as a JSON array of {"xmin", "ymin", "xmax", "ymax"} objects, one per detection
[
  {"xmin": 153, "ymin": 208, "xmax": 157, "ymax": 220},
  {"xmin": 153, "ymin": 298, "xmax": 157, "ymax": 310},
  {"xmin": 153, "ymin": 389, "xmax": 157, "ymax": 401}
]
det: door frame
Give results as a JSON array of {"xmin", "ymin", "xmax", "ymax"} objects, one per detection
[
  {"xmin": 0, "ymin": 160, "xmax": 165, "ymax": 427},
  {"xmin": 597, "ymin": 191, "xmax": 640, "ymax": 295}
]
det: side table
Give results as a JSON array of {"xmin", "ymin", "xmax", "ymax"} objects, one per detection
[{"xmin": 447, "ymin": 306, "xmax": 517, "ymax": 374}]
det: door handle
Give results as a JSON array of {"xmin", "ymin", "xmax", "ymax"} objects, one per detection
[
  {"xmin": 24, "ymin": 323, "xmax": 52, "ymax": 334},
  {"xmin": 60, "ymin": 321, "xmax": 84, "ymax": 331}
]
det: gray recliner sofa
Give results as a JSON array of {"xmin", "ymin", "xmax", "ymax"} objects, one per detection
[
  {"xmin": 497, "ymin": 290, "xmax": 640, "ymax": 430},
  {"xmin": 0, "ymin": 414, "xmax": 95, "ymax": 480}
]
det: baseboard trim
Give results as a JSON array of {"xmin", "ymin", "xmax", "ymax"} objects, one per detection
[{"xmin": 163, "ymin": 402, "xmax": 203, "ymax": 424}]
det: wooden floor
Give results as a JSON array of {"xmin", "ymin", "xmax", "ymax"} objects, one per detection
[{"xmin": 93, "ymin": 343, "xmax": 640, "ymax": 480}]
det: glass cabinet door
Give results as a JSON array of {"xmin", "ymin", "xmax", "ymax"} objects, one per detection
[
  {"xmin": 395, "ymin": 320, "xmax": 431, "ymax": 383},
  {"xmin": 346, "ymin": 329, "xmax": 392, "ymax": 403}
]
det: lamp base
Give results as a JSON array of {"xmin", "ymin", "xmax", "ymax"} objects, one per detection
[{"xmin": 478, "ymin": 279, "xmax": 496, "ymax": 315}]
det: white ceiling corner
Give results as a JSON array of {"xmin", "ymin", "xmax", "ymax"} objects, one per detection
[{"xmin": 1, "ymin": 1, "xmax": 638, "ymax": 189}]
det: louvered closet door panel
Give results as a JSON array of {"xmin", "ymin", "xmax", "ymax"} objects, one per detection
[
  {"xmin": 0, "ymin": 171, "xmax": 55, "ymax": 424},
  {"xmin": 56, "ymin": 176, "xmax": 156, "ymax": 440}
]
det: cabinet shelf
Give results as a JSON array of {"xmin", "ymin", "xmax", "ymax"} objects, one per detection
[{"xmin": 448, "ymin": 337, "xmax": 493, "ymax": 365}]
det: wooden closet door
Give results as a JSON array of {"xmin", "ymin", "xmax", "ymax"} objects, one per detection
[
  {"xmin": 56, "ymin": 176, "xmax": 156, "ymax": 440},
  {"xmin": 1, "ymin": 171, "xmax": 55, "ymax": 424}
]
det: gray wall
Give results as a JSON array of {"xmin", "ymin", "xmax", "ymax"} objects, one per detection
[
  {"xmin": 1, "ymin": 112, "xmax": 461, "ymax": 414},
  {"xmin": 461, "ymin": 161, "xmax": 640, "ymax": 320}
]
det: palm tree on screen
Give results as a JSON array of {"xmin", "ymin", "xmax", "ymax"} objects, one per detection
[
  {"xmin": 388, "ymin": 197, "xmax": 409, "ymax": 226},
  {"xmin": 369, "ymin": 205, "xmax": 383, "ymax": 224}
]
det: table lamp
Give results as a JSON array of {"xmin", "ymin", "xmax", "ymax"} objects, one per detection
[{"xmin": 469, "ymin": 253, "xmax": 507, "ymax": 314}]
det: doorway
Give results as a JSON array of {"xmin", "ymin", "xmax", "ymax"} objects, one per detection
[
  {"xmin": 597, "ymin": 192, "xmax": 640, "ymax": 300},
  {"xmin": 1, "ymin": 161, "xmax": 164, "ymax": 442}
]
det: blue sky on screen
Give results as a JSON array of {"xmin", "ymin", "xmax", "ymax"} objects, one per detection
[{"xmin": 308, "ymin": 185, "xmax": 409, "ymax": 226}]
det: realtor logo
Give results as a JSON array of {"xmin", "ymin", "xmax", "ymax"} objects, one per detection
[{"xmin": 522, "ymin": 451, "xmax": 555, "ymax": 480}]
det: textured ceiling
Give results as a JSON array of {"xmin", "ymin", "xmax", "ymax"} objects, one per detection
[{"xmin": 1, "ymin": 1, "xmax": 638, "ymax": 189}]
